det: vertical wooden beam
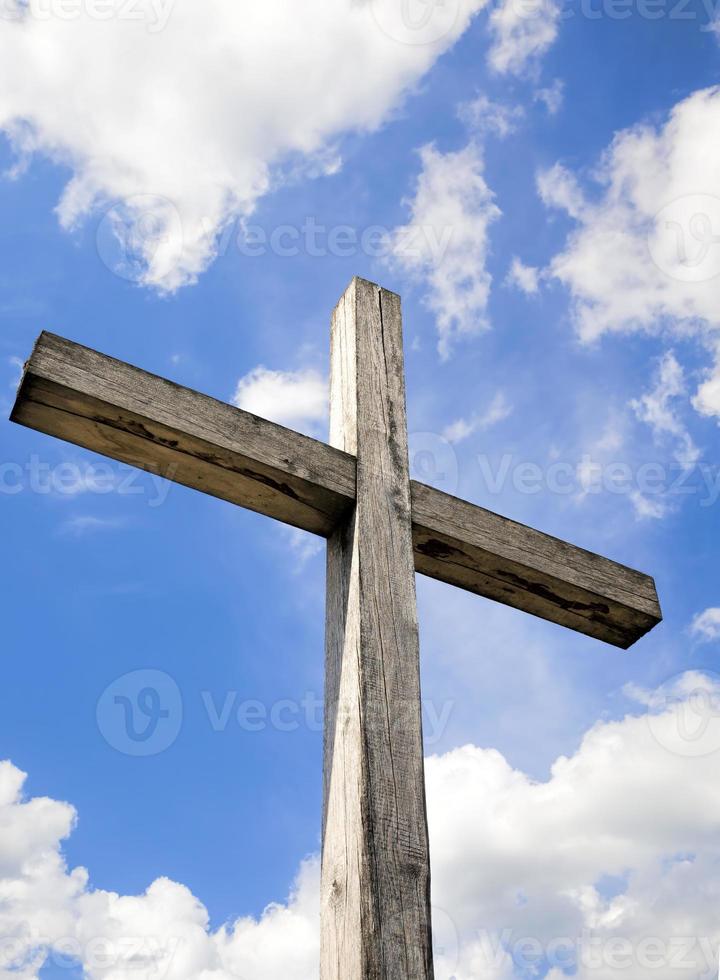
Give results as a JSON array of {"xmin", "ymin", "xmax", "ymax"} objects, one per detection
[{"xmin": 321, "ymin": 278, "xmax": 434, "ymax": 980}]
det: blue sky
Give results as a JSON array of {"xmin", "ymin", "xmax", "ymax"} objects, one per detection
[{"xmin": 1, "ymin": 1, "xmax": 720, "ymax": 978}]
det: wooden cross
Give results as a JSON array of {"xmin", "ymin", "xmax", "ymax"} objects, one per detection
[{"xmin": 11, "ymin": 277, "xmax": 662, "ymax": 980}]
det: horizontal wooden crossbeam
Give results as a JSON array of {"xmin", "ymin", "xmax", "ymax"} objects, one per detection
[
  {"xmin": 11, "ymin": 332, "xmax": 661, "ymax": 648},
  {"xmin": 410, "ymin": 483, "xmax": 660, "ymax": 649},
  {"xmin": 12, "ymin": 332, "xmax": 357, "ymax": 537}
]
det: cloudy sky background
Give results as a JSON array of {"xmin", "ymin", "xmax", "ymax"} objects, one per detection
[{"xmin": 1, "ymin": 0, "xmax": 720, "ymax": 977}]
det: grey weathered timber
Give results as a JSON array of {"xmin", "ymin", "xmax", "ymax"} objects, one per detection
[
  {"xmin": 10, "ymin": 328, "xmax": 662, "ymax": 648},
  {"xmin": 10, "ymin": 276, "xmax": 664, "ymax": 980},
  {"xmin": 11, "ymin": 331, "xmax": 356, "ymax": 537},
  {"xmin": 410, "ymin": 482, "xmax": 661, "ymax": 649},
  {"xmin": 321, "ymin": 278, "xmax": 433, "ymax": 980}
]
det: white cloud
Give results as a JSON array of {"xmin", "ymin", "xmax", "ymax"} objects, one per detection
[
  {"xmin": 690, "ymin": 607, "xmax": 720, "ymax": 642},
  {"xmin": 535, "ymin": 78, "xmax": 565, "ymax": 115},
  {"xmin": 487, "ymin": 0, "xmax": 562, "ymax": 75},
  {"xmin": 0, "ymin": 760, "xmax": 85, "ymax": 979},
  {"xmin": 537, "ymin": 161, "xmax": 585, "ymax": 219},
  {"xmin": 0, "ymin": 0, "xmax": 486, "ymax": 291},
  {"xmin": 630, "ymin": 351, "xmax": 700, "ymax": 471},
  {"xmin": 505, "ymin": 256, "xmax": 540, "ymax": 294},
  {"xmin": 702, "ymin": 10, "xmax": 720, "ymax": 39},
  {"xmin": 232, "ymin": 366, "xmax": 327, "ymax": 437},
  {"xmin": 6, "ymin": 676, "xmax": 720, "ymax": 978},
  {"xmin": 281, "ymin": 527, "xmax": 325, "ymax": 570},
  {"xmin": 458, "ymin": 94, "xmax": 524, "ymax": 138},
  {"xmin": 594, "ymin": 418, "xmax": 624, "ymax": 453},
  {"xmin": 386, "ymin": 142, "xmax": 501, "ymax": 359},
  {"xmin": 627, "ymin": 488, "xmax": 670, "ymax": 521},
  {"xmin": 443, "ymin": 392, "xmax": 513, "ymax": 443},
  {"xmin": 429, "ymin": 675, "xmax": 720, "ymax": 979},
  {"xmin": 693, "ymin": 351, "xmax": 720, "ymax": 422},
  {"xmin": 624, "ymin": 669, "xmax": 718, "ymax": 710},
  {"xmin": 74, "ymin": 861, "xmax": 320, "ymax": 980},
  {"xmin": 386, "ymin": 94, "xmax": 524, "ymax": 357},
  {"xmin": 0, "ymin": 761, "xmax": 319, "ymax": 979},
  {"xmin": 540, "ymin": 86, "xmax": 720, "ymax": 421},
  {"xmin": 574, "ymin": 412, "xmax": 676, "ymax": 522}
]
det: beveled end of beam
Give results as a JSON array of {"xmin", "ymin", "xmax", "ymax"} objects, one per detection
[
  {"xmin": 411, "ymin": 481, "xmax": 663, "ymax": 649},
  {"xmin": 10, "ymin": 329, "xmax": 663, "ymax": 651}
]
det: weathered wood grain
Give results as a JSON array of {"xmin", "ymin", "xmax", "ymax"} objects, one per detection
[
  {"xmin": 11, "ymin": 332, "xmax": 356, "ymax": 537},
  {"xmin": 9, "ymin": 331, "xmax": 662, "ymax": 648},
  {"xmin": 321, "ymin": 279, "xmax": 434, "ymax": 980},
  {"xmin": 411, "ymin": 482, "xmax": 662, "ymax": 649},
  {"xmin": 9, "ymin": 279, "xmax": 663, "ymax": 978}
]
